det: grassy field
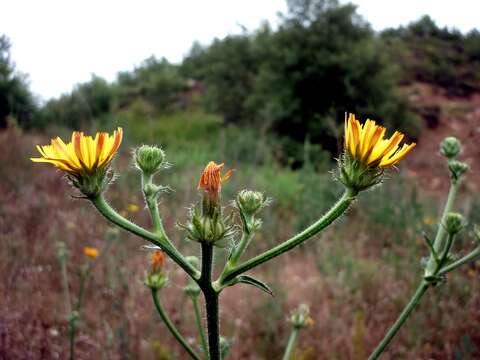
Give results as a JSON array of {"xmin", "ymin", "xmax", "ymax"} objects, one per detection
[{"xmin": 1, "ymin": 111, "xmax": 480, "ymax": 359}]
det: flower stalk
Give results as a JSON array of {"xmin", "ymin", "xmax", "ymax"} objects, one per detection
[
  {"xmin": 218, "ymin": 188, "xmax": 357, "ymax": 286},
  {"xmin": 91, "ymin": 195, "xmax": 200, "ymax": 280},
  {"xmin": 368, "ymin": 281, "xmax": 429, "ymax": 360},
  {"xmin": 151, "ymin": 289, "xmax": 200, "ymax": 360}
]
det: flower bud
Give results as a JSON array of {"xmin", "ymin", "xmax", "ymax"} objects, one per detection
[
  {"xmin": 184, "ymin": 281, "xmax": 201, "ymax": 297},
  {"xmin": 179, "ymin": 209, "xmax": 235, "ymax": 246},
  {"xmin": 448, "ymin": 160, "xmax": 469, "ymax": 181},
  {"xmin": 145, "ymin": 273, "xmax": 168, "ymax": 290},
  {"xmin": 445, "ymin": 212, "xmax": 465, "ymax": 235},
  {"xmin": 289, "ymin": 304, "xmax": 314, "ymax": 329},
  {"xmin": 237, "ymin": 190, "xmax": 266, "ymax": 216},
  {"xmin": 134, "ymin": 145, "xmax": 165, "ymax": 175},
  {"xmin": 440, "ymin": 137, "xmax": 461, "ymax": 159},
  {"xmin": 56, "ymin": 241, "xmax": 68, "ymax": 262},
  {"xmin": 145, "ymin": 250, "xmax": 168, "ymax": 290}
]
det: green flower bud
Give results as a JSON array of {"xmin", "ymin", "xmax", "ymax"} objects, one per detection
[
  {"xmin": 237, "ymin": 190, "xmax": 267, "ymax": 216},
  {"xmin": 144, "ymin": 273, "xmax": 168, "ymax": 290},
  {"xmin": 184, "ymin": 282, "xmax": 201, "ymax": 297},
  {"xmin": 440, "ymin": 137, "xmax": 461, "ymax": 159},
  {"xmin": 134, "ymin": 145, "xmax": 165, "ymax": 175},
  {"xmin": 56, "ymin": 241, "xmax": 68, "ymax": 262},
  {"xmin": 178, "ymin": 207, "xmax": 235, "ymax": 246},
  {"xmin": 445, "ymin": 212, "xmax": 465, "ymax": 235},
  {"xmin": 448, "ymin": 160, "xmax": 469, "ymax": 181}
]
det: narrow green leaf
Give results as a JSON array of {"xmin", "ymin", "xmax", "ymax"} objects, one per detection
[{"xmin": 232, "ymin": 275, "xmax": 274, "ymax": 296}]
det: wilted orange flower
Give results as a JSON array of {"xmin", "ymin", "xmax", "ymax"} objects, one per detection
[
  {"xmin": 197, "ymin": 161, "xmax": 233, "ymax": 194},
  {"xmin": 151, "ymin": 250, "xmax": 166, "ymax": 273},
  {"xmin": 344, "ymin": 114, "xmax": 415, "ymax": 168},
  {"xmin": 83, "ymin": 246, "xmax": 99, "ymax": 258},
  {"xmin": 31, "ymin": 128, "xmax": 123, "ymax": 175}
]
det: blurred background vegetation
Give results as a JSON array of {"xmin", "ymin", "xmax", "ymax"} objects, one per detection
[{"xmin": 1, "ymin": 0, "xmax": 480, "ymax": 359}]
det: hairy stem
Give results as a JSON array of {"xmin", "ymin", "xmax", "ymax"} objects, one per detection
[
  {"xmin": 91, "ymin": 195, "xmax": 200, "ymax": 280},
  {"xmin": 151, "ymin": 289, "xmax": 200, "ymax": 360},
  {"xmin": 368, "ymin": 281, "xmax": 429, "ymax": 360},
  {"xmin": 200, "ymin": 243, "xmax": 220, "ymax": 360},
  {"xmin": 220, "ymin": 188, "xmax": 356, "ymax": 284},
  {"xmin": 438, "ymin": 247, "xmax": 480, "ymax": 276},
  {"xmin": 424, "ymin": 180, "xmax": 458, "ymax": 277}
]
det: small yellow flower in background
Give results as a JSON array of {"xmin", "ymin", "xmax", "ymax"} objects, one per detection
[
  {"xmin": 423, "ymin": 217, "xmax": 435, "ymax": 225},
  {"xmin": 83, "ymin": 246, "xmax": 99, "ymax": 258},
  {"xmin": 344, "ymin": 114, "xmax": 415, "ymax": 168},
  {"xmin": 198, "ymin": 161, "xmax": 234, "ymax": 195},
  {"xmin": 31, "ymin": 128, "xmax": 123, "ymax": 175},
  {"xmin": 127, "ymin": 203, "xmax": 140, "ymax": 213}
]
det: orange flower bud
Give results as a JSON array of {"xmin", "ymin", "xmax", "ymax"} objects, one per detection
[
  {"xmin": 151, "ymin": 250, "xmax": 166, "ymax": 273},
  {"xmin": 198, "ymin": 161, "xmax": 233, "ymax": 195}
]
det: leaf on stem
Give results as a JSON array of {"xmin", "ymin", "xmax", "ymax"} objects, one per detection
[{"xmin": 230, "ymin": 275, "xmax": 274, "ymax": 296}]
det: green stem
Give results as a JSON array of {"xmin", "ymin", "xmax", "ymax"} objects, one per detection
[
  {"xmin": 368, "ymin": 281, "xmax": 429, "ymax": 360},
  {"xmin": 200, "ymin": 243, "xmax": 220, "ymax": 360},
  {"xmin": 438, "ymin": 247, "xmax": 480, "ymax": 276},
  {"xmin": 424, "ymin": 180, "xmax": 458, "ymax": 277},
  {"xmin": 229, "ymin": 232, "xmax": 254, "ymax": 266},
  {"xmin": 59, "ymin": 256, "xmax": 72, "ymax": 315},
  {"xmin": 68, "ymin": 312, "xmax": 78, "ymax": 360},
  {"xmin": 220, "ymin": 188, "xmax": 356, "ymax": 284},
  {"xmin": 192, "ymin": 296, "xmax": 209, "ymax": 356},
  {"xmin": 151, "ymin": 289, "xmax": 201, "ymax": 360},
  {"xmin": 282, "ymin": 328, "xmax": 299, "ymax": 360},
  {"xmin": 91, "ymin": 195, "xmax": 200, "ymax": 280},
  {"xmin": 68, "ymin": 264, "xmax": 92, "ymax": 360},
  {"xmin": 142, "ymin": 174, "xmax": 170, "ymax": 242}
]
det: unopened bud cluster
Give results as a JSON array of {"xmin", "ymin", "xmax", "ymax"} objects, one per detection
[
  {"xmin": 134, "ymin": 145, "xmax": 166, "ymax": 176},
  {"xmin": 440, "ymin": 136, "xmax": 469, "ymax": 182},
  {"xmin": 236, "ymin": 190, "xmax": 269, "ymax": 232},
  {"xmin": 179, "ymin": 208, "xmax": 235, "ymax": 247}
]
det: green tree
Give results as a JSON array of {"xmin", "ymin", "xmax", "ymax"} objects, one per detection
[{"xmin": 0, "ymin": 35, "xmax": 36, "ymax": 129}]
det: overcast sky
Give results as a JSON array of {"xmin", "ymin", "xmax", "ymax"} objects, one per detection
[{"xmin": 2, "ymin": 0, "xmax": 478, "ymax": 100}]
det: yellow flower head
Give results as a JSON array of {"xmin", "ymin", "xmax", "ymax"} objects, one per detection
[
  {"xmin": 31, "ymin": 128, "xmax": 123, "ymax": 175},
  {"xmin": 344, "ymin": 114, "xmax": 415, "ymax": 168},
  {"xmin": 83, "ymin": 246, "xmax": 99, "ymax": 258},
  {"xmin": 198, "ymin": 161, "xmax": 234, "ymax": 195}
]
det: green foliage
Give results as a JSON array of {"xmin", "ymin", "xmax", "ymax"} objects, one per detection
[
  {"xmin": 35, "ymin": 75, "xmax": 113, "ymax": 129},
  {"xmin": 35, "ymin": 57, "xmax": 186, "ymax": 130},
  {"xmin": 0, "ymin": 35, "xmax": 37, "ymax": 129},
  {"xmin": 182, "ymin": 0, "xmax": 419, "ymax": 162},
  {"xmin": 381, "ymin": 15, "xmax": 480, "ymax": 96},
  {"xmin": 116, "ymin": 57, "xmax": 186, "ymax": 111}
]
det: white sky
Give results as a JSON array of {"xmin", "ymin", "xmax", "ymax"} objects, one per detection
[{"xmin": 2, "ymin": 0, "xmax": 479, "ymax": 101}]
